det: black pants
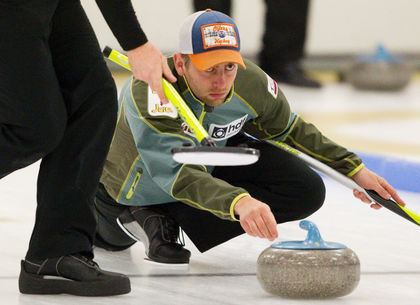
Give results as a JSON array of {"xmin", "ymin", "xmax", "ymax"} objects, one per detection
[
  {"xmin": 95, "ymin": 139, "xmax": 325, "ymax": 253},
  {"xmin": 193, "ymin": 0, "xmax": 309, "ymax": 72},
  {"xmin": 0, "ymin": 0, "xmax": 117, "ymax": 260}
]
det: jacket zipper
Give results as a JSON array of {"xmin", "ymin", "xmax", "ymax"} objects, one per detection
[
  {"xmin": 126, "ymin": 170, "xmax": 142, "ymax": 200},
  {"xmin": 199, "ymin": 104, "xmax": 206, "ymax": 125}
]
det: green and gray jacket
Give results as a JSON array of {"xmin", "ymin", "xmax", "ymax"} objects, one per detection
[{"xmin": 100, "ymin": 58, "xmax": 364, "ymax": 221}]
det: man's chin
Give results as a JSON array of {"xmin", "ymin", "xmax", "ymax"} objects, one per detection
[{"xmin": 206, "ymin": 96, "xmax": 226, "ymax": 106}]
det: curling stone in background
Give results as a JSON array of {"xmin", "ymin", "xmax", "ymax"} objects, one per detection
[
  {"xmin": 257, "ymin": 220, "xmax": 360, "ymax": 299},
  {"xmin": 346, "ymin": 44, "xmax": 411, "ymax": 91}
]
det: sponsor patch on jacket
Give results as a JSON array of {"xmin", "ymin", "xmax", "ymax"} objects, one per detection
[
  {"xmin": 202, "ymin": 23, "xmax": 239, "ymax": 50},
  {"xmin": 208, "ymin": 115, "xmax": 248, "ymax": 141},
  {"xmin": 147, "ymin": 88, "xmax": 178, "ymax": 118},
  {"xmin": 266, "ymin": 73, "xmax": 278, "ymax": 98}
]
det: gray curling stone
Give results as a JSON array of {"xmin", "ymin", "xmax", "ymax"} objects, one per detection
[
  {"xmin": 257, "ymin": 220, "xmax": 360, "ymax": 299},
  {"xmin": 346, "ymin": 45, "xmax": 411, "ymax": 91}
]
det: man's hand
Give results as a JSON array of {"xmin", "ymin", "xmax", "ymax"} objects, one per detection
[
  {"xmin": 127, "ymin": 42, "xmax": 177, "ymax": 103},
  {"xmin": 352, "ymin": 167, "xmax": 405, "ymax": 209},
  {"xmin": 234, "ymin": 196, "xmax": 278, "ymax": 241}
]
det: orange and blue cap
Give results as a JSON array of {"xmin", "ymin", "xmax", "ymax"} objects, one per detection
[{"xmin": 179, "ymin": 9, "xmax": 245, "ymax": 71}]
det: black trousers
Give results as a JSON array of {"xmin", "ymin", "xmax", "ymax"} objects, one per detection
[
  {"xmin": 95, "ymin": 138, "xmax": 325, "ymax": 253},
  {"xmin": 193, "ymin": 0, "xmax": 309, "ymax": 72},
  {"xmin": 0, "ymin": 0, "xmax": 117, "ymax": 260}
]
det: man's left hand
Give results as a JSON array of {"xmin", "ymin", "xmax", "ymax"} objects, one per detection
[{"xmin": 352, "ymin": 167, "xmax": 405, "ymax": 209}]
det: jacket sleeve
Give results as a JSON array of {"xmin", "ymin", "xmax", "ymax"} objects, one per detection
[
  {"xmin": 240, "ymin": 60, "xmax": 363, "ymax": 177},
  {"xmin": 275, "ymin": 116, "xmax": 364, "ymax": 177},
  {"xmin": 123, "ymin": 79, "xmax": 249, "ymax": 220},
  {"xmin": 95, "ymin": 0, "xmax": 147, "ymax": 50}
]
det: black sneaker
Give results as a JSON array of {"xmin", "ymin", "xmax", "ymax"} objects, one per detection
[
  {"xmin": 117, "ymin": 207, "xmax": 191, "ymax": 264},
  {"xmin": 268, "ymin": 63, "xmax": 322, "ymax": 88},
  {"xmin": 19, "ymin": 253, "xmax": 130, "ymax": 296}
]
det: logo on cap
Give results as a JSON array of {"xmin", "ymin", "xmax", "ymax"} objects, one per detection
[{"xmin": 201, "ymin": 23, "xmax": 239, "ymax": 50}]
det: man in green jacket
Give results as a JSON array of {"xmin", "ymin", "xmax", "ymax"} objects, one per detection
[{"xmin": 94, "ymin": 10, "xmax": 404, "ymax": 264}]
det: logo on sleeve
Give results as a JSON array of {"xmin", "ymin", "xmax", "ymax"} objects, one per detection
[
  {"xmin": 266, "ymin": 73, "xmax": 278, "ymax": 99},
  {"xmin": 208, "ymin": 115, "xmax": 248, "ymax": 141},
  {"xmin": 147, "ymin": 88, "xmax": 178, "ymax": 118}
]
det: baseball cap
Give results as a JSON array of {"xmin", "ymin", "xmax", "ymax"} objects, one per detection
[{"xmin": 179, "ymin": 9, "xmax": 245, "ymax": 71}]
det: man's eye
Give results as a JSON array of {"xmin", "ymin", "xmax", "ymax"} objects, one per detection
[
  {"xmin": 205, "ymin": 67, "xmax": 215, "ymax": 73},
  {"xmin": 226, "ymin": 64, "xmax": 236, "ymax": 71}
]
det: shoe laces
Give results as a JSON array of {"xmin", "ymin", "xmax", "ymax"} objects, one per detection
[
  {"xmin": 162, "ymin": 217, "xmax": 185, "ymax": 247},
  {"xmin": 73, "ymin": 253, "xmax": 98, "ymax": 268}
]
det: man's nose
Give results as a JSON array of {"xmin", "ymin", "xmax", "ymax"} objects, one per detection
[{"xmin": 212, "ymin": 72, "xmax": 226, "ymax": 88}]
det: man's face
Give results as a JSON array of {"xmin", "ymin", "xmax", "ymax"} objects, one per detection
[{"xmin": 176, "ymin": 55, "xmax": 238, "ymax": 107}]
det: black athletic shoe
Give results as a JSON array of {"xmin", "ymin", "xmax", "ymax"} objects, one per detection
[
  {"xmin": 117, "ymin": 207, "xmax": 191, "ymax": 264},
  {"xmin": 19, "ymin": 254, "xmax": 131, "ymax": 296},
  {"xmin": 267, "ymin": 63, "xmax": 322, "ymax": 88}
]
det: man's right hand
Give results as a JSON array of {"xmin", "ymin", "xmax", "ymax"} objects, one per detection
[
  {"xmin": 234, "ymin": 196, "xmax": 278, "ymax": 241},
  {"xmin": 127, "ymin": 42, "xmax": 177, "ymax": 104}
]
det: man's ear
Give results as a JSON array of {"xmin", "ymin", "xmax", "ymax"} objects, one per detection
[{"xmin": 173, "ymin": 53, "xmax": 186, "ymax": 76}]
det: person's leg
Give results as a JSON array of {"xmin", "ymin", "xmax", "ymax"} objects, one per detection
[
  {"xmin": 0, "ymin": 2, "xmax": 67, "ymax": 179},
  {"xmin": 213, "ymin": 140, "xmax": 326, "ymax": 222},
  {"xmin": 161, "ymin": 202, "xmax": 244, "ymax": 253},
  {"xmin": 259, "ymin": 0, "xmax": 320, "ymax": 88},
  {"xmin": 162, "ymin": 138, "xmax": 325, "ymax": 252},
  {"xmin": 193, "ymin": 0, "xmax": 232, "ymax": 15},
  {"xmin": 259, "ymin": 0, "xmax": 308, "ymax": 71},
  {"xmin": 25, "ymin": 0, "xmax": 118, "ymax": 260},
  {"xmin": 96, "ymin": 139, "xmax": 324, "ymax": 254},
  {"xmin": 16, "ymin": 0, "xmax": 130, "ymax": 296},
  {"xmin": 94, "ymin": 183, "xmax": 191, "ymax": 263}
]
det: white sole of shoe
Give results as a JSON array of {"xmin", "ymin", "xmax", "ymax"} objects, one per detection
[
  {"xmin": 116, "ymin": 218, "xmax": 150, "ymax": 256},
  {"xmin": 143, "ymin": 258, "xmax": 189, "ymax": 268}
]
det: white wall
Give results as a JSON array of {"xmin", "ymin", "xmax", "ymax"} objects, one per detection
[
  {"xmin": 82, "ymin": 0, "xmax": 420, "ymax": 56},
  {"xmin": 307, "ymin": 0, "xmax": 420, "ymax": 53}
]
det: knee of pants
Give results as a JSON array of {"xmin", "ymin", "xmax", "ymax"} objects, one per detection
[
  {"xmin": 5, "ymin": 113, "xmax": 66, "ymax": 162},
  {"xmin": 300, "ymin": 172, "xmax": 326, "ymax": 217}
]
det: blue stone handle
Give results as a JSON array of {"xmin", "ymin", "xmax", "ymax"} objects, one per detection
[
  {"xmin": 358, "ymin": 43, "xmax": 400, "ymax": 63},
  {"xmin": 271, "ymin": 220, "xmax": 347, "ymax": 249},
  {"xmin": 299, "ymin": 220, "xmax": 327, "ymax": 248}
]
